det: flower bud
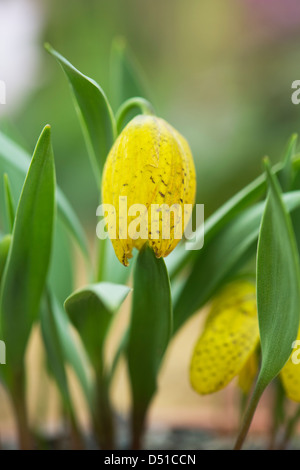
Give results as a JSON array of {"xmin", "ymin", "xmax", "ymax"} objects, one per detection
[{"xmin": 102, "ymin": 114, "xmax": 196, "ymax": 266}]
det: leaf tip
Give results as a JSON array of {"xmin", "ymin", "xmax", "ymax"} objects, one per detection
[
  {"xmin": 44, "ymin": 42, "xmax": 53, "ymax": 54},
  {"xmin": 41, "ymin": 124, "xmax": 52, "ymax": 142}
]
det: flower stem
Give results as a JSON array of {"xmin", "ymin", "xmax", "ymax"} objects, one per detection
[
  {"xmin": 234, "ymin": 381, "xmax": 265, "ymax": 450},
  {"xmin": 131, "ymin": 405, "xmax": 147, "ymax": 450},
  {"xmin": 10, "ymin": 369, "xmax": 33, "ymax": 450},
  {"xmin": 115, "ymin": 97, "xmax": 155, "ymax": 134},
  {"xmin": 94, "ymin": 369, "xmax": 115, "ymax": 449}
]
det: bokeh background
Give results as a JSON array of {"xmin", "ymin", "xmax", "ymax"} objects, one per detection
[{"xmin": 1, "ymin": 0, "xmax": 300, "ymax": 445}]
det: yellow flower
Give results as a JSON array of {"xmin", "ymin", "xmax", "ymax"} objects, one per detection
[
  {"xmin": 102, "ymin": 114, "xmax": 196, "ymax": 266},
  {"xmin": 190, "ymin": 280, "xmax": 300, "ymax": 400}
]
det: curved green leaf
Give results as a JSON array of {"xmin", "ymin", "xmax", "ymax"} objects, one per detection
[
  {"xmin": 0, "ymin": 235, "xmax": 10, "ymax": 284},
  {"xmin": 257, "ymin": 163, "xmax": 300, "ymax": 386},
  {"xmin": 45, "ymin": 44, "xmax": 116, "ymax": 183},
  {"xmin": 3, "ymin": 173, "xmax": 15, "ymax": 232},
  {"xmin": 65, "ymin": 282, "xmax": 130, "ymax": 368},
  {"xmin": 0, "ymin": 126, "xmax": 55, "ymax": 370},
  {"xmin": 235, "ymin": 162, "xmax": 300, "ymax": 449},
  {"xmin": 278, "ymin": 133, "xmax": 298, "ymax": 191},
  {"xmin": 127, "ymin": 245, "xmax": 172, "ymax": 446}
]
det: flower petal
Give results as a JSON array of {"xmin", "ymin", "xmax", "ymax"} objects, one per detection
[
  {"xmin": 102, "ymin": 115, "xmax": 196, "ymax": 265},
  {"xmin": 190, "ymin": 281, "xmax": 259, "ymax": 395}
]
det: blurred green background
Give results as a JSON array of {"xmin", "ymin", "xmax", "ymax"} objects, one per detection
[{"xmin": 1, "ymin": 0, "xmax": 300, "ymax": 227}]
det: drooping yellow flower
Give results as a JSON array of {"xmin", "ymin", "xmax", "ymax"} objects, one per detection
[
  {"xmin": 190, "ymin": 280, "xmax": 300, "ymax": 401},
  {"xmin": 190, "ymin": 281, "xmax": 259, "ymax": 395},
  {"xmin": 102, "ymin": 114, "xmax": 196, "ymax": 266}
]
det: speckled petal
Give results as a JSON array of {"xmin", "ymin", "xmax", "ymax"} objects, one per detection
[
  {"xmin": 102, "ymin": 114, "xmax": 196, "ymax": 266},
  {"xmin": 190, "ymin": 281, "xmax": 259, "ymax": 395}
]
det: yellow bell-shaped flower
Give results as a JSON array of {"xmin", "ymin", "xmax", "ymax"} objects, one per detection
[
  {"xmin": 190, "ymin": 280, "xmax": 300, "ymax": 401},
  {"xmin": 102, "ymin": 114, "xmax": 196, "ymax": 266},
  {"xmin": 190, "ymin": 281, "xmax": 259, "ymax": 395}
]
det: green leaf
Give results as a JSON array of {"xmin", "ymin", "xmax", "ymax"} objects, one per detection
[
  {"xmin": 3, "ymin": 174, "xmax": 15, "ymax": 232},
  {"xmin": 65, "ymin": 282, "xmax": 131, "ymax": 368},
  {"xmin": 127, "ymin": 245, "xmax": 172, "ymax": 445},
  {"xmin": 257, "ymin": 162, "xmax": 300, "ymax": 386},
  {"xmin": 0, "ymin": 235, "xmax": 11, "ymax": 284},
  {"xmin": 0, "ymin": 130, "xmax": 89, "ymax": 258},
  {"xmin": 40, "ymin": 291, "xmax": 94, "ymax": 412},
  {"xmin": 235, "ymin": 162, "xmax": 300, "ymax": 449},
  {"xmin": 278, "ymin": 133, "xmax": 298, "ymax": 191},
  {"xmin": 0, "ymin": 126, "xmax": 55, "ymax": 371},
  {"xmin": 173, "ymin": 191, "xmax": 300, "ymax": 334},
  {"xmin": 45, "ymin": 44, "xmax": 116, "ymax": 183},
  {"xmin": 110, "ymin": 37, "xmax": 150, "ymax": 111}
]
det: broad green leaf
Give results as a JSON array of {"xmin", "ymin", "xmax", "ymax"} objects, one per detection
[
  {"xmin": 256, "ymin": 163, "xmax": 300, "ymax": 387},
  {"xmin": 65, "ymin": 282, "xmax": 130, "ymax": 368},
  {"xmin": 235, "ymin": 163, "xmax": 300, "ymax": 450},
  {"xmin": 45, "ymin": 44, "xmax": 116, "ymax": 183},
  {"xmin": 110, "ymin": 37, "xmax": 150, "ymax": 111},
  {"xmin": 0, "ymin": 235, "xmax": 10, "ymax": 284},
  {"xmin": 0, "ymin": 126, "xmax": 55, "ymax": 370},
  {"xmin": 3, "ymin": 174, "xmax": 15, "ymax": 232},
  {"xmin": 0, "ymin": 130, "xmax": 89, "ymax": 258},
  {"xmin": 173, "ymin": 191, "xmax": 300, "ymax": 334},
  {"xmin": 278, "ymin": 133, "xmax": 298, "ymax": 191},
  {"xmin": 127, "ymin": 245, "xmax": 172, "ymax": 442}
]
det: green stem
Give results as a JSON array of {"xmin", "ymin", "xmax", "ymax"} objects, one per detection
[
  {"xmin": 115, "ymin": 97, "xmax": 155, "ymax": 134},
  {"xmin": 94, "ymin": 369, "xmax": 115, "ymax": 449},
  {"xmin": 131, "ymin": 404, "xmax": 147, "ymax": 450},
  {"xmin": 10, "ymin": 369, "xmax": 33, "ymax": 450},
  {"xmin": 234, "ymin": 381, "xmax": 265, "ymax": 450},
  {"xmin": 268, "ymin": 380, "xmax": 285, "ymax": 450}
]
